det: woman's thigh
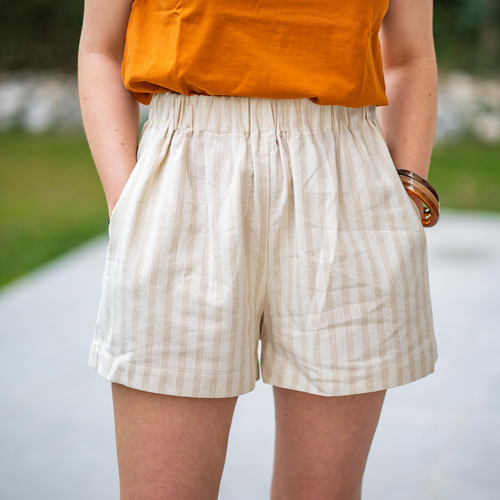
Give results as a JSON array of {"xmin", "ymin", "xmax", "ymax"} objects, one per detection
[
  {"xmin": 271, "ymin": 386, "xmax": 386, "ymax": 500},
  {"xmin": 112, "ymin": 383, "xmax": 238, "ymax": 500}
]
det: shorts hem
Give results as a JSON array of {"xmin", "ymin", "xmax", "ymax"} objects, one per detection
[
  {"xmin": 88, "ymin": 344, "xmax": 258, "ymax": 399},
  {"xmin": 261, "ymin": 354, "xmax": 438, "ymax": 397}
]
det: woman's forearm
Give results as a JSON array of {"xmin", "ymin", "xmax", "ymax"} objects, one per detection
[
  {"xmin": 78, "ymin": 0, "xmax": 139, "ymax": 216},
  {"xmin": 378, "ymin": 0, "xmax": 438, "ymax": 183},
  {"xmin": 78, "ymin": 51, "xmax": 140, "ymax": 216},
  {"xmin": 377, "ymin": 55, "xmax": 438, "ymax": 180}
]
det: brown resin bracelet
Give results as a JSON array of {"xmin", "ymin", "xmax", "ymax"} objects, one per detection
[{"xmin": 396, "ymin": 169, "xmax": 440, "ymax": 228}]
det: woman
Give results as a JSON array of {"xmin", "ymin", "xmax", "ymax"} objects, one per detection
[{"xmin": 78, "ymin": 0, "xmax": 439, "ymax": 498}]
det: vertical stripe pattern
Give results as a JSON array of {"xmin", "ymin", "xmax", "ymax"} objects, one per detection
[{"xmin": 89, "ymin": 92, "xmax": 438, "ymax": 398}]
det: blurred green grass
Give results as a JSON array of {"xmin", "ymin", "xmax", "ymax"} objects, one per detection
[
  {"xmin": 1, "ymin": 131, "xmax": 500, "ymax": 288},
  {"xmin": 0, "ymin": 131, "xmax": 107, "ymax": 287},
  {"xmin": 430, "ymin": 140, "xmax": 500, "ymax": 213}
]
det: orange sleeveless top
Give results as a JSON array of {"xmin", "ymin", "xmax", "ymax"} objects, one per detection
[{"xmin": 122, "ymin": 0, "xmax": 389, "ymax": 107}]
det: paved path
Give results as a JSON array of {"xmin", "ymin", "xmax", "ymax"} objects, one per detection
[{"xmin": 1, "ymin": 210, "xmax": 499, "ymax": 500}]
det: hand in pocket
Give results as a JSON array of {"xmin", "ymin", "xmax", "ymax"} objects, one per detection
[{"xmin": 105, "ymin": 165, "xmax": 136, "ymax": 219}]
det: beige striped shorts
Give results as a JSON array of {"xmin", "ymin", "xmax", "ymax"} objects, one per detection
[{"xmin": 89, "ymin": 91, "xmax": 438, "ymax": 398}]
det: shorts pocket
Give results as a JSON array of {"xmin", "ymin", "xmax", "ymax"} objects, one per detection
[
  {"xmin": 107, "ymin": 121, "xmax": 152, "ymax": 231},
  {"xmin": 408, "ymin": 196, "xmax": 421, "ymax": 219},
  {"xmin": 107, "ymin": 159, "xmax": 141, "ymax": 232},
  {"xmin": 369, "ymin": 116, "xmax": 424, "ymax": 228},
  {"xmin": 393, "ymin": 172, "xmax": 424, "ymax": 227}
]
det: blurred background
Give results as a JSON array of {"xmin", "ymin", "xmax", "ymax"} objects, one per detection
[{"xmin": 1, "ymin": 1, "xmax": 499, "ymax": 499}]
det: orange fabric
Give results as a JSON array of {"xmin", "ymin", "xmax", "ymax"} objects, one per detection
[{"xmin": 122, "ymin": 0, "xmax": 390, "ymax": 107}]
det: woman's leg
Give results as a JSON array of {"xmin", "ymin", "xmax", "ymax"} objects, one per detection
[
  {"xmin": 271, "ymin": 387, "xmax": 386, "ymax": 500},
  {"xmin": 112, "ymin": 383, "xmax": 237, "ymax": 500}
]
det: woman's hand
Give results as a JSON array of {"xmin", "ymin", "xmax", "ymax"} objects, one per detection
[
  {"xmin": 78, "ymin": 0, "xmax": 139, "ymax": 217},
  {"xmin": 106, "ymin": 173, "xmax": 132, "ymax": 218}
]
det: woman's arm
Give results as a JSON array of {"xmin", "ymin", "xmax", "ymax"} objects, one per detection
[
  {"xmin": 378, "ymin": 0, "xmax": 438, "ymax": 215},
  {"xmin": 78, "ymin": 0, "xmax": 139, "ymax": 217}
]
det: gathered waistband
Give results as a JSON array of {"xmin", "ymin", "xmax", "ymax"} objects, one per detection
[{"xmin": 148, "ymin": 92, "xmax": 377, "ymax": 134}]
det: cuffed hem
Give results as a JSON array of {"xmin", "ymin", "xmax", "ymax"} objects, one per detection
[
  {"xmin": 88, "ymin": 344, "xmax": 258, "ymax": 399},
  {"xmin": 261, "ymin": 352, "xmax": 438, "ymax": 397}
]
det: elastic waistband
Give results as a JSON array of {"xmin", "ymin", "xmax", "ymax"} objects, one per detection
[{"xmin": 148, "ymin": 92, "xmax": 376, "ymax": 134}]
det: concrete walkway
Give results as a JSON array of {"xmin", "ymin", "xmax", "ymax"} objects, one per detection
[{"xmin": 1, "ymin": 210, "xmax": 499, "ymax": 500}]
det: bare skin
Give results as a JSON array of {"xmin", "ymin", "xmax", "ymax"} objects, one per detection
[
  {"xmin": 378, "ymin": 0, "xmax": 438, "ymax": 218},
  {"xmin": 271, "ymin": 388, "xmax": 386, "ymax": 500},
  {"xmin": 78, "ymin": 0, "xmax": 437, "ymax": 497},
  {"xmin": 112, "ymin": 383, "xmax": 237, "ymax": 500},
  {"xmin": 78, "ymin": 0, "xmax": 139, "ymax": 218}
]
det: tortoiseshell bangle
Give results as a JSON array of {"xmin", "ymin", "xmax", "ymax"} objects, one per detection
[{"xmin": 397, "ymin": 169, "xmax": 440, "ymax": 228}]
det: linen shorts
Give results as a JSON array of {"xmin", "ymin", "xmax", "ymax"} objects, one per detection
[{"xmin": 89, "ymin": 92, "xmax": 438, "ymax": 398}]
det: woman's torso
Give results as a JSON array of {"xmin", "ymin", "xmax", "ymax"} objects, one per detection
[{"xmin": 122, "ymin": 0, "xmax": 390, "ymax": 107}]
